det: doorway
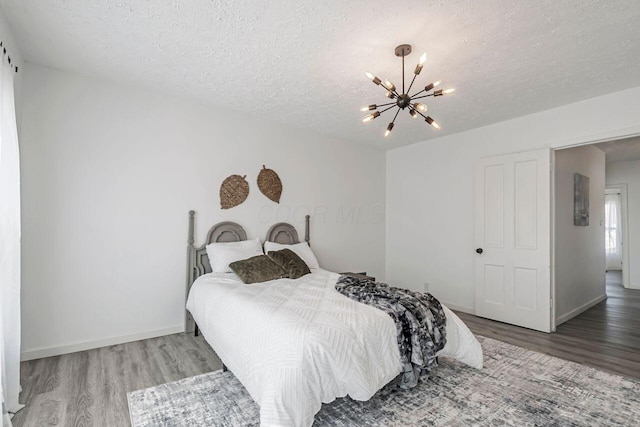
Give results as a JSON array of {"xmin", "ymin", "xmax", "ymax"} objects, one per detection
[
  {"xmin": 604, "ymin": 184, "xmax": 630, "ymax": 290},
  {"xmin": 553, "ymin": 136, "xmax": 638, "ymax": 330}
]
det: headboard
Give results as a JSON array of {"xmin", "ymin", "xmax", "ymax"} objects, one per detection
[
  {"xmin": 266, "ymin": 215, "xmax": 310, "ymax": 245},
  {"xmin": 185, "ymin": 211, "xmax": 310, "ymax": 333},
  {"xmin": 189, "ymin": 216, "xmax": 247, "ymax": 282},
  {"xmin": 185, "ymin": 211, "xmax": 248, "ymax": 333}
]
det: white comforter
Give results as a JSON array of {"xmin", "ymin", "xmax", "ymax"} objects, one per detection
[{"xmin": 186, "ymin": 269, "xmax": 482, "ymax": 427}]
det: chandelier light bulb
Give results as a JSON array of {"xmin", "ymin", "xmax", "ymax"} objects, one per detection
[
  {"xmin": 383, "ymin": 79, "xmax": 396, "ymax": 92},
  {"xmin": 385, "ymin": 91, "xmax": 396, "ymax": 99},
  {"xmin": 434, "ymin": 87, "xmax": 455, "ymax": 97},
  {"xmin": 362, "ymin": 111, "xmax": 381, "ymax": 122},
  {"xmin": 414, "ymin": 53, "xmax": 428, "ymax": 75},
  {"xmin": 424, "ymin": 80, "xmax": 441, "ymax": 92},
  {"xmin": 414, "ymin": 103, "xmax": 428, "ymax": 112},
  {"xmin": 384, "ymin": 122, "xmax": 394, "ymax": 137},
  {"xmin": 360, "ymin": 104, "xmax": 377, "ymax": 111},
  {"xmin": 425, "ymin": 116, "xmax": 441, "ymax": 129},
  {"xmin": 410, "ymin": 109, "xmax": 418, "ymax": 118},
  {"xmin": 365, "ymin": 71, "xmax": 382, "ymax": 85}
]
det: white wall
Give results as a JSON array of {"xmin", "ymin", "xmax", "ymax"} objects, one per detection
[
  {"xmin": 19, "ymin": 64, "xmax": 386, "ymax": 360},
  {"xmin": 387, "ymin": 85, "xmax": 640, "ymax": 312},
  {"xmin": 606, "ymin": 159, "xmax": 640, "ymax": 289},
  {"xmin": 554, "ymin": 145, "xmax": 606, "ymax": 324}
]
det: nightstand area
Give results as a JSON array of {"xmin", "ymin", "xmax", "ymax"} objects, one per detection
[{"xmin": 340, "ymin": 272, "xmax": 375, "ymax": 281}]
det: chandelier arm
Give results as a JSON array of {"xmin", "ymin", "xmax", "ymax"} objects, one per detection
[
  {"xmin": 378, "ymin": 105, "xmax": 397, "ymax": 115},
  {"xmin": 406, "ymin": 73, "xmax": 418, "ymax": 95},
  {"xmin": 411, "ymin": 94, "xmax": 435, "ymax": 100},
  {"xmin": 376, "ymin": 83, "xmax": 400, "ymax": 98},
  {"xmin": 391, "ymin": 108, "xmax": 401, "ymax": 124},
  {"xmin": 376, "ymin": 101, "xmax": 397, "ymax": 108}
]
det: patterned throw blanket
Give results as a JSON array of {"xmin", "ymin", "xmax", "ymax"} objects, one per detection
[{"xmin": 335, "ymin": 275, "xmax": 447, "ymax": 389}]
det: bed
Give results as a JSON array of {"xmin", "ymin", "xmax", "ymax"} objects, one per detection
[{"xmin": 185, "ymin": 211, "xmax": 483, "ymax": 427}]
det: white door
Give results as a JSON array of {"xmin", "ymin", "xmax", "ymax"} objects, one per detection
[{"xmin": 474, "ymin": 148, "xmax": 551, "ymax": 332}]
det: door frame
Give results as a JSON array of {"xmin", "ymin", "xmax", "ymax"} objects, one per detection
[
  {"xmin": 549, "ymin": 126, "xmax": 640, "ymax": 330},
  {"xmin": 605, "ymin": 184, "xmax": 630, "ymax": 289}
]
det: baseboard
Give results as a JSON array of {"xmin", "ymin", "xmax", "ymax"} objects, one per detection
[
  {"xmin": 20, "ymin": 325, "xmax": 184, "ymax": 361},
  {"xmin": 442, "ymin": 302, "xmax": 476, "ymax": 315},
  {"xmin": 555, "ymin": 294, "xmax": 607, "ymax": 326}
]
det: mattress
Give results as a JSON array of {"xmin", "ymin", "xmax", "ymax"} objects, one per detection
[{"xmin": 186, "ymin": 269, "xmax": 482, "ymax": 426}]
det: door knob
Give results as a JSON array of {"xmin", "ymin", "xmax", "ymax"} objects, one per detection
[{"xmin": 476, "ymin": 248, "xmax": 483, "ymax": 254}]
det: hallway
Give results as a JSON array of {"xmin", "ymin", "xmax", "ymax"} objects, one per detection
[{"xmin": 556, "ymin": 271, "xmax": 640, "ymax": 348}]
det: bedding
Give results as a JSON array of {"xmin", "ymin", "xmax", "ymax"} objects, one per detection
[
  {"xmin": 335, "ymin": 275, "xmax": 447, "ymax": 389},
  {"xmin": 263, "ymin": 241, "xmax": 319, "ymax": 269},
  {"xmin": 267, "ymin": 248, "xmax": 311, "ymax": 279},
  {"xmin": 205, "ymin": 237, "xmax": 263, "ymax": 272},
  {"xmin": 229, "ymin": 255, "xmax": 288, "ymax": 284},
  {"xmin": 186, "ymin": 269, "xmax": 483, "ymax": 427}
]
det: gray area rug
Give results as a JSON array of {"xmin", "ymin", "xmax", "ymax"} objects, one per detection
[{"xmin": 128, "ymin": 337, "xmax": 640, "ymax": 426}]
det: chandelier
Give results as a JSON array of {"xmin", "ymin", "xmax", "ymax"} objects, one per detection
[{"xmin": 361, "ymin": 44, "xmax": 455, "ymax": 137}]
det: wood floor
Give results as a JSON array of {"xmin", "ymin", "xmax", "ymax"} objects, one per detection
[
  {"xmin": 13, "ymin": 270, "xmax": 640, "ymax": 426},
  {"xmin": 457, "ymin": 270, "xmax": 640, "ymax": 380},
  {"xmin": 12, "ymin": 334, "xmax": 222, "ymax": 426}
]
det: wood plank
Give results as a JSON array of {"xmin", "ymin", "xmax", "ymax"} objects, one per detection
[
  {"xmin": 457, "ymin": 270, "xmax": 640, "ymax": 380},
  {"xmin": 13, "ymin": 271, "xmax": 639, "ymax": 424},
  {"xmin": 13, "ymin": 334, "xmax": 220, "ymax": 427}
]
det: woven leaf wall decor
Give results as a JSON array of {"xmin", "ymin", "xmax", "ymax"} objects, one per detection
[
  {"xmin": 257, "ymin": 165, "xmax": 282, "ymax": 204},
  {"xmin": 220, "ymin": 174, "xmax": 249, "ymax": 209}
]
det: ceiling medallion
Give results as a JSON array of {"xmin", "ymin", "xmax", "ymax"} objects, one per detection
[{"xmin": 361, "ymin": 44, "xmax": 455, "ymax": 138}]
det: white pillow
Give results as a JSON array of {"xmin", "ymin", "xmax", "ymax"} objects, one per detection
[
  {"xmin": 206, "ymin": 238, "xmax": 263, "ymax": 273},
  {"xmin": 263, "ymin": 241, "xmax": 320, "ymax": 269}
]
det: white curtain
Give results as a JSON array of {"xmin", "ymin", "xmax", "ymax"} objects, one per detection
[
  {"xmin": 0, "ymin": 54, "xmax": 23, "ymax": 426},
  {"xmin": 605, "ymin": 193, "xmax": 623, "ymax": 271}
]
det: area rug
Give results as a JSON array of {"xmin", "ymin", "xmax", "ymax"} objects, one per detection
[{"xmin": 127, "ymin": 337, "xmax": 640, "ymax": 426}]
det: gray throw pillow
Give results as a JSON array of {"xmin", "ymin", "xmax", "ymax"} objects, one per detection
[
  {"xmin": 267, "ymin": 249, "xmax": 311, "ymax": 279},
  {"xmin": 229, "ymin": 255, "xmax": 288, "ymax": 284}
]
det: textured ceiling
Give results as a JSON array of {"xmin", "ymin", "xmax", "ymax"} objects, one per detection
[
  {"xmin": 2, "ymin": 0, "xmax": 640, "ymax": 149},
  {"xmin": 595, "ymin": 136, "xmax": 640, "ymax": 164}
]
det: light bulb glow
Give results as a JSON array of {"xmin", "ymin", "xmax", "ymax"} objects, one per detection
[
  {"xmin": 425, "ymin": 116, "xmax": 440, "ymax": 129},
  {"xmin": 383, "ymin": 80, "xmax": 396, "ymax": 91},
  {"xmin": 414, "ymin": 53, "xmax": 427, "ymax": 75},
  {"xmin": 443, "ymin": 88, "xmax": 455, "ymax": 94},
  {"xmin": 362, "ymin": 111, "xmax": 380, "ymax": 122},
  {"xmin": 360, "ymin": 104, "xmax": 377, "ymax": 111},
  {"xmin": 365, "ymin": 72, "xmax": 381, "ymax": 85},
  {"xmin": 410, "ymin": 109, "xmax": 418, "ymax": 118},
  {"xmin": 415, "ymin": 103, "xmax": 427, "ymax": 112},
  {"xmin": 384, "ymin": 122, "xmax": 394, "ymax": 137},
  {"xmin": 424, "ymin": 80, "xmax": 442, "ymax": 92}
]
